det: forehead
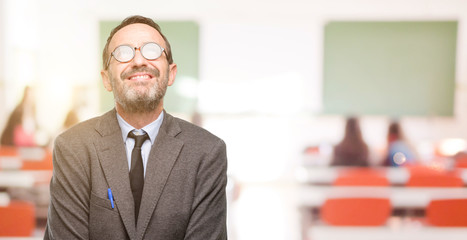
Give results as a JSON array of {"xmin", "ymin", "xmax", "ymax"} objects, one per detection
[{"xmin": 109, "ymin": 23, "xmax": 165, "ymax": 50}]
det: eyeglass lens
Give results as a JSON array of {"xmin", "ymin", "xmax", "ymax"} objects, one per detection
[{"xmin": 112, "ymin": 42, "xmax": 164, "ymax": 63}]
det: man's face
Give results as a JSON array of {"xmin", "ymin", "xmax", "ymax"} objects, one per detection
[{"xmin": 101, "ymin": 23, "xmax": 177, "ymax": 113}]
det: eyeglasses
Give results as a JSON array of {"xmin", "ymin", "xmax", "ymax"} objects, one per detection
[{"xmin": 106, "ymin": 42, "xmax": 166, "ymax": 68}]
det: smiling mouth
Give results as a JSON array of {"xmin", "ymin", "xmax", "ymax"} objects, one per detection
[
  {"xmin": 121, "ymin": 67, "xmax": 160, "ymax": 81},
  {"xmin": 127, "ymin": 73, "xmax": 153, "ymax": 81}
]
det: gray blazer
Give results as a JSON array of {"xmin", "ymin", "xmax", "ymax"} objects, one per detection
[{"xmin": 44, "ymin": 109, "xmax": 227, "ymax": 240}]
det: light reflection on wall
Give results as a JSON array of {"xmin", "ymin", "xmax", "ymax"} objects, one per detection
[
  {"xmin": 2, "ymin": 0, "xmax": 100, "ymax": 140},
  {"xmin": 35, "ymin": 78, "xmax": 73, "ymax": 137},
  {"xmin": 234, "ymin": 185, "xmax": 288, "ymax": 240},
  {"xmin": 198, "ymin": 72, "xmax": 305, "ymax": 114},
  {"xmin": 3, "ymin": 0, "xmax": 39, "ymax": 108}
]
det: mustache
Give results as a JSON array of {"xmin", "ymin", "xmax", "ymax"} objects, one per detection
[{"xmin": 121, "ymin": 66, "xmax": 160, "ymax": 80}]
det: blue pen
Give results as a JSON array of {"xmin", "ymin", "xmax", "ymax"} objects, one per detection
[{"xmin": 108, "ymin": 188, "xmax": 115, "ymax": 209}]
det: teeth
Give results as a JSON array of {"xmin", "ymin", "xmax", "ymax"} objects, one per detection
[{"xmin": 130, "ymin": 75, "xmax": 150, "ymax": 80}]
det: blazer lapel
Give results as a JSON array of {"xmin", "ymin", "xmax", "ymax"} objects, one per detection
[
  {"xmin": 94, "ymin": 109, "xmax": 137, "ymax": 239},
  {"xmin": 136, "ymin": 112, "xmax": 184, "ymax": 239}
]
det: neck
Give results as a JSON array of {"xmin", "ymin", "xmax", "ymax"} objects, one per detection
[{"xmin": 115, "ymin": 103, "xmax": 163, "ymax": 129}]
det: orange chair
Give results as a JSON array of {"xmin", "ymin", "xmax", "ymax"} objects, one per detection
[
  {"xmin": 406, "ymin": 166, "xmax": 463, "ymax": 187},
  {"xmin": 427, "ymin": 199, "xmax": 467, "ymax": 226},
  {"xmin": 0, "ymin": 201, "xmax": 36, "ymax": 236},
  {"xmin": 0, "ymin": 146, "xmax": 18, "ymax": 157},
  {"xmin": 321, "ymin": 198, "xmax": 391, "ymax": 226},
  {"xmin": 333, "ymin": 168, "xmax": 389, "ymax": 186},
  {"xmin": 0, "ymin": 146, "xmax": 21, "ymax": 170},
  {"xmin": 454, "ymin": 154, "xmax": 467, "ymax": 168},
  {"xmin": 22, "ymin": 150, "xmax": 53, "ymax": 170}
]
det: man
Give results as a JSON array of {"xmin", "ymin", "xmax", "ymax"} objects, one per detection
[{"xmin": 45, "ymin": 15, "xmax": 228, "ymax": 240}]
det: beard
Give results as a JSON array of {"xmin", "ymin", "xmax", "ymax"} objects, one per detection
[{"xmin": 109, "ymin": 66, "xmax": 169, "ymax": 113}]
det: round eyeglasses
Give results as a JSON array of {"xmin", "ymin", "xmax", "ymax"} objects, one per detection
[{"xmin": 106, "ymin": 42, "xmax": 166, "ymax": 68}]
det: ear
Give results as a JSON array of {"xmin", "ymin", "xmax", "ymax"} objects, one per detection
[
  {"xmin": 167, "ymin": 63, "xmax": 177, "ymax": 86},
  {"xmin": 101, "ymin": 70, "xmax": 113, "ymax": 92}
]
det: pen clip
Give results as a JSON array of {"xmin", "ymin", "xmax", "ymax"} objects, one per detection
[{"xmin": 107, "ymin": 188, "xmax": 115, "ymax": 209}]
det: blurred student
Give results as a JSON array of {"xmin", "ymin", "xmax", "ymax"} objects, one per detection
[
  {"xmin": 382, "ymin": 120, "xmax": 417, "ymax": 167},
  {"xmin": 47, "ymin": 108, "xmax": 81, "ymax": 150},
  {"xmin": 331, "ymin": 117, "xmax": 369, "ymax": 166},
  {"xmin": 1, "ymin": 86, "xmax": 37, "ymax": 146},
  {"xmin": 62, "ymin": 108, "xmax": 80, "ymax": 130}
]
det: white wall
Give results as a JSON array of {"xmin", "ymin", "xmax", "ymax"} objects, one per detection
[
  {"xmin": 2, "ymin": 0, "xmax": 467, "ymax": 180},
  {"xmin": 0, "ymin": 0, "xmax": 6, "ymax": 132}
]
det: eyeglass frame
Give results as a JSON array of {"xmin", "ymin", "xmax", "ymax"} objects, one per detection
[{"xmin": 105, "ymin": 42, "xmax": 167, "ymax": 69}]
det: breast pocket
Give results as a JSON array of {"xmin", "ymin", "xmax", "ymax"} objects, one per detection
[
  {"xmin": 89, "ymin": 192, "xmax": 128, "ymax": 240},
  {"xmin": 90, "ymin": 191, "xmax": 115, "ymax": 210}
]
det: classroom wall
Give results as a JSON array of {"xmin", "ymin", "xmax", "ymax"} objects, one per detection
[
  {"xmin": 0, "ymin": 0, "xmax": 5, "ymax": 133},
  {"xmin": 1, "ymin": 0, "xmax": 467, "ymax": 181}
]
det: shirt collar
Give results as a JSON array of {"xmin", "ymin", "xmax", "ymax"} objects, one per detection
[{"xmin": 116, "ymin": 111, "xmax": 164, "ymax": 145}]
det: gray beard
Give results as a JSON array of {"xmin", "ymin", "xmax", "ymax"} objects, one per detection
[
  {"xmin": 115, "ymin": 87, "xmax": 161, "ymax": 114},
  {"xmin": 110, "ymin": 69, "xmax": 168, "ymax": 114}
]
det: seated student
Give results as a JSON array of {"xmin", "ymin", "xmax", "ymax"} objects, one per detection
[
  {"xmin": 331, "ymin": 117, "xmax": 369, "ymax": 166},
  {"xmin": 382, "ymin": 120, "xmax": 417, "ymax": 167},
  {"xmin": 1, "ymin": 86, "xmax": 37, "ymax": 147}
]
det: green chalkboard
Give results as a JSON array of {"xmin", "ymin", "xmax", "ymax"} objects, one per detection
[
  {"xmin": 99, "ymin": 20, "xmax": 199, "ymax": 114},
  {"xmin": 323, "ymin": 21, "xmax": 457, "ymax": 117}
]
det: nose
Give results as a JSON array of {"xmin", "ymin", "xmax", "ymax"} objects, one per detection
[{"xmin": 131, "ymin": 47, "xmax": 147, "ymax": 66}]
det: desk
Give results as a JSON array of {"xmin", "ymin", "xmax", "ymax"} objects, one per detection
[
  {"xmin": 0, "ymin": 146, "xmax": 53, "ymax": 188},
  {"xmin": 0, "ymin": 170, "xmax": 52, "ymax": 224},
  {"xmin": 0, "ymin": 192, "xmax": 9, "ymax": 206},
  {"xmin": 0, "ymin": 147, "xmax": 52, "ymax": 171},
  {"xmin": 0, "ymin": 171, "xmax": 52, "ymax": 188},
  {"xmin": 300, "ymin": 185, "xmax": 467, "ymax": 208},
  {"xmin": 296, "ymin": 166, "xmax": 467, "ymax": 185},
  {"xmin": 0, "ymin": 238, "xmax": 42, "ymax": 240},
  {"xmin": 299, "ymin": 185, "xmax": 467, "ymax": 240},
  {"xmin": 308, "ymin": 226, "xmax": 467, "ymax": 240}
]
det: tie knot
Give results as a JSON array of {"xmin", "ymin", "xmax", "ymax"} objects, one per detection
[{"xmin": 128, "ymin": 131, "xmax": 149, "ymax": 148}]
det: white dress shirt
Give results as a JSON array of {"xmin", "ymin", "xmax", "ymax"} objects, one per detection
[{"xmin": 116, "ymin": 111, "xmax": 164, "ymax": 177}]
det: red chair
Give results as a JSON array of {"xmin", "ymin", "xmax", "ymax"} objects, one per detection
[
  {"xmin": 0, "ymin": 201, "xmax": 36, "ymax": 236},
  {"xmin": 321, "ymin": 198, "xmax": 391, "ymax": 226},
  {"xmin": 406, "ymin": 166, "xmax": 463, "ymax": 187},
  {"xmin": 427, "ymin": 199, "xmax": 467, "ymax": 226},
  {"xmin": 333, "ymin": 168, "xmax": 389, "ymax": 186}
]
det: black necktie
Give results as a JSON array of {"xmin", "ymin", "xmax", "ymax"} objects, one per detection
[{"xmin": 128, "ymin": 131, "xmax": 149, "ymax": 223}]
